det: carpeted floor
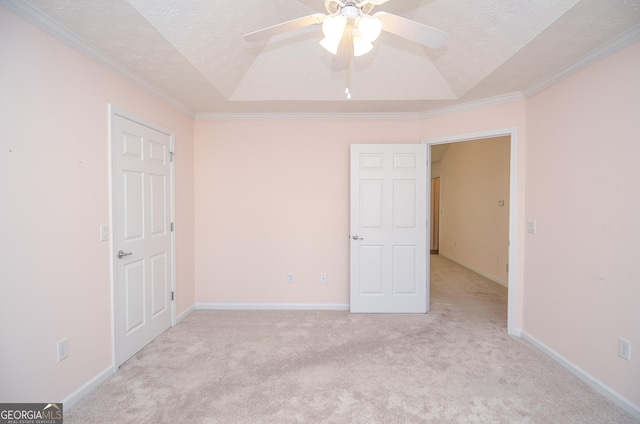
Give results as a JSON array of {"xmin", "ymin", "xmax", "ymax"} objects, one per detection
[{"xmin": 66, "ymin": 255, "xmax": 638, "ymax": 423}]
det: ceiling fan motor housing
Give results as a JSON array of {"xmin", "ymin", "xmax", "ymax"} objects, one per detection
[
  {"xmin": 326, "ymin": 0, "xmax": 375, "ymax": 16},
  {"xmin": 342, "ymin": 4, "xmax": 361, "ymax": 20}
]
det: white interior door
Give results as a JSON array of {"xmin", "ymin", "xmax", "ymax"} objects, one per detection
[
  {"xmin": 112, "ymin": 111, "xmax": 173, "ymax": 366},
  {"xmin": 350, "ymin": 144, "xmax": 428, "ymax": 313}
]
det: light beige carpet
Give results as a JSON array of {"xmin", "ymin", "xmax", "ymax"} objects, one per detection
[{"xmin": 66, "ymin": 255, "xmax": 638, "ymax": 423}]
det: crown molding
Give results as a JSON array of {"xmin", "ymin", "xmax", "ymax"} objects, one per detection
[
  {"xmin": 418, "ymin": 92, "xmax": 525, "ymax": 120},
  {"xmin": 194, "ymin": 111, "xmax": 425, "ymax": 121},
  {"xmin": 1, "ymin": 0, "xmax": 196, "ymax": 119},
  {"xmin": 523, "ymin": 23, "xmax": 640, "ymax": 98}
]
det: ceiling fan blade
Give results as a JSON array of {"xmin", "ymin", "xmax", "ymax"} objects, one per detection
[
  {"xmin": 244, "ymin": 14, "xmax": 326, "ymax": 42},
  {"xmin": 359, "ymin": 0, "xmax": 391, "ymax": 5},
  {"xmin": 374, "ymin": 12, "xmax": 448, "ymax": 49}
]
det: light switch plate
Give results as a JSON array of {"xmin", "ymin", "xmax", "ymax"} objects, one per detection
[
  {"xmin": 527, "ymin": 220, "xmax": 536, "ymax": 234},
  {"xmin": 100, "ymin": 224, "xmax": 109, "ymax": 241}
]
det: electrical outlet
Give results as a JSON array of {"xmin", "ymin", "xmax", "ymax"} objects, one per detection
[
  {"xmin": 619, "ymin": 338, "xmax": 631, "ymax": 361},
  {"xmin": 57, "ymin": 339, "xmax": 68, "ymax": 362},
  {"xmin": 287, "ymin": 272, "xmax": 294, "ymax": 283},
  {"xmin": 320, "ymin": 273, "xmax": 327, "ymax": 284}
]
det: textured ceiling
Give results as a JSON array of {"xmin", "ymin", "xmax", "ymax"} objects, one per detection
[{"xmin": 11, "ymin": 0, "xmax": 640, "ymax": 116}]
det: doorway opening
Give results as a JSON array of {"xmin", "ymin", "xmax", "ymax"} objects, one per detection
[{"xmin": 423, "ymin": 128, "xmax": 519, "ymax": 335}]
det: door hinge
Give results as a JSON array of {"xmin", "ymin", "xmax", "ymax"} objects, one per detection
[
  {"xmin": 506, "ymin": 263, "xmax": 509, "ymax": 273},
  {"xmin": 171, "ymin": 291, "xmax": 174, "ymax": 301},
  {"xmin": 169, "ymin": 151, "xmax": 175, "ymax": 162},
  {"xmin": 170, "ymin": 222, "xmax": 174, "ymax": 232}
]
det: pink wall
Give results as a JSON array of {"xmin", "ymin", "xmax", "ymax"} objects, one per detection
[
  {"xmin": 524, "ymin": 41, "xmax": 640, "ymax": 405},
  {"xmin": 194, "ymin": 119, "xmax": 421, "ymax": 305},
  {"xmin": 0, "ymin": 7, "xmax": 194, "ymax": 402}
]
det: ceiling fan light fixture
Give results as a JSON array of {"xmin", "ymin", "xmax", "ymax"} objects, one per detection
[
  {"xmin": 320, "ymin": 36, "xmax": 342, "ymax": 55},
  {"xmin": 356, "ymin": 15, "xmax": 382, "ymax": 43},
  {"xmin": 320, "ymin": 14, "xmax": 347, "ymax": 54},
  {"xmin": 353, "ymin": 36, "xmax": 373, "ymax": 56},
  {"xmin": 322, "ymin": 14, "xmax": 346, "ymax": 39}
]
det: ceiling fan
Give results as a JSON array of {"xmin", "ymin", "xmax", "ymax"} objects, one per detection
[
  {"xmin": 244, "ymin": 0, "xmax": 449, "ymax": 98},
  {"xmin": 245, "ymin": 0, "xmax": 448, "ymax": 55}
]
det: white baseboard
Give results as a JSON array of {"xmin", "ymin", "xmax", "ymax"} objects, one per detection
[
  {"xmin": 62, "ymin": 365, "xmax": 114, "ymax": 410},
  {"xmin": 438, "ymin": 253, "xmax": 508, "ymax": 287},
  {"xmin": 176, "ymin": 304, "xmax": 195, "ymax": 323},
  {"xmin": 196, "ymin": 303, "xmax": 350, "ymax": 311},
  {"xmin": 508, "ymin": 327, "xmax": 522, "ymax": 337},
  {"xmin": 521, "ymin": 331, "xmax": 640, "ymax": 420}
]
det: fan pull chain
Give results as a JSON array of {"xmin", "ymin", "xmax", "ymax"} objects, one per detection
[
  {"xmin": 345, "ymin": 26, "xmax": 352, "ymax": 100},
  {"xmin": 346, "ymin": 55, "xmax": 351, "ymax": 100}
]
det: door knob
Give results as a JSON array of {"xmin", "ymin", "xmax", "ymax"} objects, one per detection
[
  {"xmin": 351, "ymin": 234, "xmax": 364, "ymax": 240},
  {"xmin": 117, "ymin": 250, "xmax": 133, "ymax": 259}
]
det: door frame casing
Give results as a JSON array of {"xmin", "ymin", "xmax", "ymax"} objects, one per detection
[
  {"xmin": 107, "ymin": 105, "xmax": 176, "ymax": 369},
  {"xmin": 423, "ymin": 127, "xmax": 520, "ymax": 336}
]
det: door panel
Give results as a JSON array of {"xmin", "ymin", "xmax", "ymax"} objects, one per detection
[
  {"xmin": 359, "ymin": 246, "xmax": 384, "ymax": 294},
  {"xmin": 350, "ymin": 144, "xmax": 428, "ymax": 313},
  {"xmin": 393, "ymin": 245, "xmax": 417, "ymax": 294},
  {"xmin": 123, "ymin": 171, "xmax": 144, "ymax": 240},
  {"xmin": 151, "ymin": 252, "xmax": 168, "ymax": 317},
  {"xmin": 113, "ymin": 112, "xmax": 173, "ymax": 366},
  {"xmin": 149, "ymin": 139, "xmax": 166, "ymax": 164},
  {"xmin": 123, "ymin": 132, "xmax": 143, "ymax": 158},
  {"xmin": 360, "ymin": 180, "xmax": 383, "ymax": 228},
  {"xmin": 394, "ymin": 180, "xmax": 417, "ymax": 228},
  {"xmin": 124, "ymin": 260, "xmax": 145, "ymax": 332},
  {"xmin": 150, "ymin": 174, "xmax": 167, "ymax": 236}
]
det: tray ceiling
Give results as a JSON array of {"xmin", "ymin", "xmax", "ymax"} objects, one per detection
[{"xmin": 9, "ymin": 0, "xmax": 640, "ymax": 116}]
